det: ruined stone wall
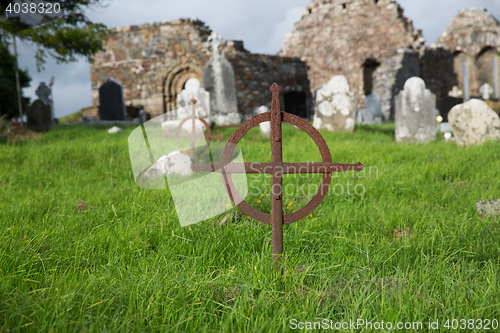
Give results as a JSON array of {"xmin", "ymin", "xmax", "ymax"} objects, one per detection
[
  {"xmin": 90, "ymin": 19, "xmax": 311, "ymax": 119},
  {"xmin": 90, "ymin": 19, "xmax": 212, "ymax": 116},
  {"xmin": 370, "ymin": 47, "xmax": 455, "ymax": 120},
  {"xmin": 280, "ymin": 0, "xmax": 424, "ymax": 106},
  {"xmin": 372, "ymin": 49, "xmax": 420, "ymax": 120},
  {"xmin": 419, "ymin": 46, "xmax": 457, "ymax": 106},
  {"xmin": 437, "ymin": 8, "xmax": 500, "ymax": 97},
  {"xmin": 222, "ymin": 46, "xmax": 312, "ymax": 118}
]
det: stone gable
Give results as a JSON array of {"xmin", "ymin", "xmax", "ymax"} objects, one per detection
[
  {"xmin": 90, "ymin": 18, "xmax": 312, "ymax": 119},
  {"xmin": 280, "ymin": 0, "xmax": 424, "ymax": 101},
  {"xmin": 437, "ymin": 8, "xmax": 500, "ymax": 97}
]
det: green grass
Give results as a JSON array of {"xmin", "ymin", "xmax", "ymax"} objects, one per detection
[{"xmin": 0, "ymin": 123, "xmax": 499, "ymax": 332}]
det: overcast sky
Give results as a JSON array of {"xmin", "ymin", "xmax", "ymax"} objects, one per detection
[{"xmin": 13, "ymin": 0, "xmax": 500, "ymax": 119}]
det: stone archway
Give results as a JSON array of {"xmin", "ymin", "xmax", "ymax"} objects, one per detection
[
  {"xmin": 453, "ymin": 51, "xmax": 469, "ymax": 97},
  {"xmin": 474, "ymin": 46, "xmax": 499, "ymax": 96},
  {"xmin": 163, "ymin": 63, "xmax": 203, "ymax": 117}
]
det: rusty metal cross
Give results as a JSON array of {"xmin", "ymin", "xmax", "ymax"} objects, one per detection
[
  {"xmin": 192, "ymin": 84, "xmax": 364, "ymax": 270},
  {"xmin": 162, "ymin": 98, "xmax": 224, "ymax": 148}
]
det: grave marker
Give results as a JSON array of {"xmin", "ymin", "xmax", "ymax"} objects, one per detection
[
  {"xmin": 203, "ymin": 32, "xmax": 240, "ymax": 126},
  {"xmin": 99, "ymin": 78, "xmax": 126, "ymax": 121},
  {"xmin": 479, "ymin": 83, "xmax": 494, "ymax": 100},
  {"xmin": 395, "ymin": 77, "xmax": 438, "ymax": 143},
  {"xmin": 163, "ymin": 99, "xmax": 224, "ymax": 148},
  {"xmin": 26, "ymin": 99, "xmax": 52, "ymax": 131},
  {"xmin": 312, "ymin": 75, "xmax": 357, "ymax": 132},
  {"xmin": 192, "ymin": 83, "xmax": 364, "ymax": 270},
  {"xmin": 177, "ymin": 78, "xmax": 210, "ymax": 121}
]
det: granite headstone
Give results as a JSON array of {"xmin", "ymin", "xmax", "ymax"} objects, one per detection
[
  {"xmin": 203, "ymin": 32, "xmax": 240, "ymax": 126},
  {"xmin": 26, "ymin": 99, "xmax": 52, "ymax": 131},
  {"xmin": 177, "ymin": 78, "xmax": 210, "ymax": 120},
  {"xmin": 395, "ymin": 77, "xmax": 438, "ymax": 143},
  {"xmin": 99, "ymin": 78, "xmax": 126, "ymax": 121},
  {"xmin": 253, "ymin": 105, "xmax": 271, "ymax": 139},
  {"xmin": 35, "ymin": 81, "xmax": 54, "ymax": 123},
  {"xmin": 361, "ymin": 94, "xmax": 382, "ymax": 124},
  {"xmin": 312, "ymin": 75, "xmax": 357, "ymax": 132}
]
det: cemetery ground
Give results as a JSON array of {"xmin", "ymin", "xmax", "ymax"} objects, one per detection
[{"xmin": 0, "ymin": 123, "xmax": 499, "ymax": 332}]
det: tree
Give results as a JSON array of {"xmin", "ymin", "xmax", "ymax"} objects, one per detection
[
  {"xmin": 0, "ymin": 38, "xmax": 30, "ymax": 119},
  {"xmin": 1, "ymin": 0, "xmax": 109, "ymax": 71}
]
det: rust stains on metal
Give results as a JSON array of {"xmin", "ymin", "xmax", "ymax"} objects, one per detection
[
  {"xmin": 192, "ymin": 83, "xmax": 364, "ymax": 270},
  {"xmin": 162, "ymin": 99, "xmax": 224, "ymax": 147}
]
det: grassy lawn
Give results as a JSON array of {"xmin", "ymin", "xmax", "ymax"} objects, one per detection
[{"xmin": 0, "ymin": 123, "xmax": 499, "ymax": 332}]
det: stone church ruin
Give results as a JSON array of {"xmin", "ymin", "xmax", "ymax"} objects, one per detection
[
  {"xmin": 89, "ymin": 19, "xmax": 312, "ymax": 123},
  {"xmin": 89, "ymin": 0, "xmax": 500, "ymax": 123}
]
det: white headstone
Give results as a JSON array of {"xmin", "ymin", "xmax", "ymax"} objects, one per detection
[
  {"xmin": 312, "ymin": 75, "xmax": 357, "ymax": 132},
  {"xmin": 141, "ymin": 151, "xmax": 193, "ymax": 178},
  {"xmin": 479, "ymin": 83, "xmax": 494, "ymax": 100},
  {"xmin": 254, "ymin": 105, "xmax": 271, "ymax": 139},
  {"xmin": 203, "ymin": 32, "xmax": 240, "ymax": 126},
  {"xmin": 448, "ymin": 99, "xmax": 500, "ymax": 146},
  {"xmin": 177, "ymin": 78, "xmax": 210, "ymax": 120},
  {"xmin": 395, "ymin": 77, "xmax": 438, "ymax": 143}
]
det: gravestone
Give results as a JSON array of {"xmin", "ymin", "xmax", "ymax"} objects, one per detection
[
  {"xmin": 139, "ymin": 110, "xmax": 147, "ymax": 124},
  {"xmin": 361, "ymin": 94, "xmax": 382, "ymax": 124},
  {"xmin": 312, "ymin": 75, "xmax": 357, "ymax": 132},
  {"xmin": 395, "ymin": 77, "xmax": 438, "ymax": 143},
  {"xmin": 35, "ymin": 81, "xmax": 54, "ymax": 123},
  {"xmin": 203, "ymin": 32, "xmax": 240, "ymax": 126},
  {"xmin": 479, "ymin": 83, "xmax": 494, "ymax": 100},
  {"xmin": 448, "ymin": 99, "xmax": 500, "ymax": 146},
  {"xmin": 99, "ymin": 78, "xmax": 126, "ymax": 121},
  {"xmin": 177, "ymin": 78, "xmax": 210, "ymax": 120},
  {"xmin": 26, "ymin": 99, "xmax": 52, "ymax": 131},
  {"xmin": 253, "ymin": 105, "xmax": 271, "ymax": 139}
]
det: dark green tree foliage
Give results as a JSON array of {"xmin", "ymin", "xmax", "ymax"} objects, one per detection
[
  {"xmin": 1, "ymin": 1, "xmax": 109, "ymax": 70},
  {"xmin": 0, "ymin": 39, "xmax": 30, "ymax": 119},
  {"xmin": 0, "ymin": 1, "xmax": 108, "ymax": 119}
]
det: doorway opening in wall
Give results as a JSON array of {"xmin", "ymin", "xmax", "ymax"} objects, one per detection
[
  {"xmin": 163, "ymin": 64, "xmax": 202, "ymax": 119},
  {"xmin": 362, "ymin": 59, "xmax": 380, "ymax": 97},
  {"xmin": 475, "ymin": 46, "xmax": 499, "ymax": 99},
  {"xmin": 284, "ymin": 91, "xmax": 307, "ymax": 118}
]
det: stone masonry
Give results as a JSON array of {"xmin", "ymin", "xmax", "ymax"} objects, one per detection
[
  {"xmin": 437, "ymin": 8, "xmax": 500, "ymax": 97},
  {"xmin": 90, "ymin": 19, "xmax": 312, "ymax": 120},
  {"xmin": 280, "ymin": 0, "xmax": 425, "ymax": 115}
]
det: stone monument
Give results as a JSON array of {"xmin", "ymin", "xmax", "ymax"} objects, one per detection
[
  {"xmin": 479, "ymin": 83, "xmax": 494, "ymax": 100},
  {"xmin": 312, "ymin": 75, "xmax": 357, "ymax": 132},
  {"xmin": 99, "ymin": 78, "xmax": 126, "ymax": 121},
  {"xmin": 26, "ymin": 99, "xmax": 52, "ymax": 131},
  {"xmin": 35, "ymin": 80, "xmax": 54, "ymax": 123},
  {"xmin": 176, "ymin": 78, "xmax": 210, "ymax": 120},
  {"xmin": 448, "ymin": 99, "xmax": 500, "ymax": 146},
  {"xmin": 360, "ymin": 94, "xmax": 383, "ymax": 124},
  {"xmin": 395, "ymin": 77, "xmax": 438, "ymax": 143},
  {"xmin": 203, "ymin": 32, "xmax": 240, "ymax": 126},
  {"xmin": 253, "ymin": 105, "xmax": 271, "ymax": 139}
]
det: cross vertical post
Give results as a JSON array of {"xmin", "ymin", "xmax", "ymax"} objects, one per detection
[
  {"xmin": 191, "ymin": 99, "xmax": 197, "ymax": 148},
  {"xmin": 270, "ymin": 83, "xmax": 283, "ymax": 270}
]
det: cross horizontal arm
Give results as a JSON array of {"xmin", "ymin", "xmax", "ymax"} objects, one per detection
[
  {"xmin": 162, "ymin": 132, "xmax": 224, "ymax": 140},
  {"xmin": 191, "ymin": 162, "xmax": 364, "ymax": 174}
]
